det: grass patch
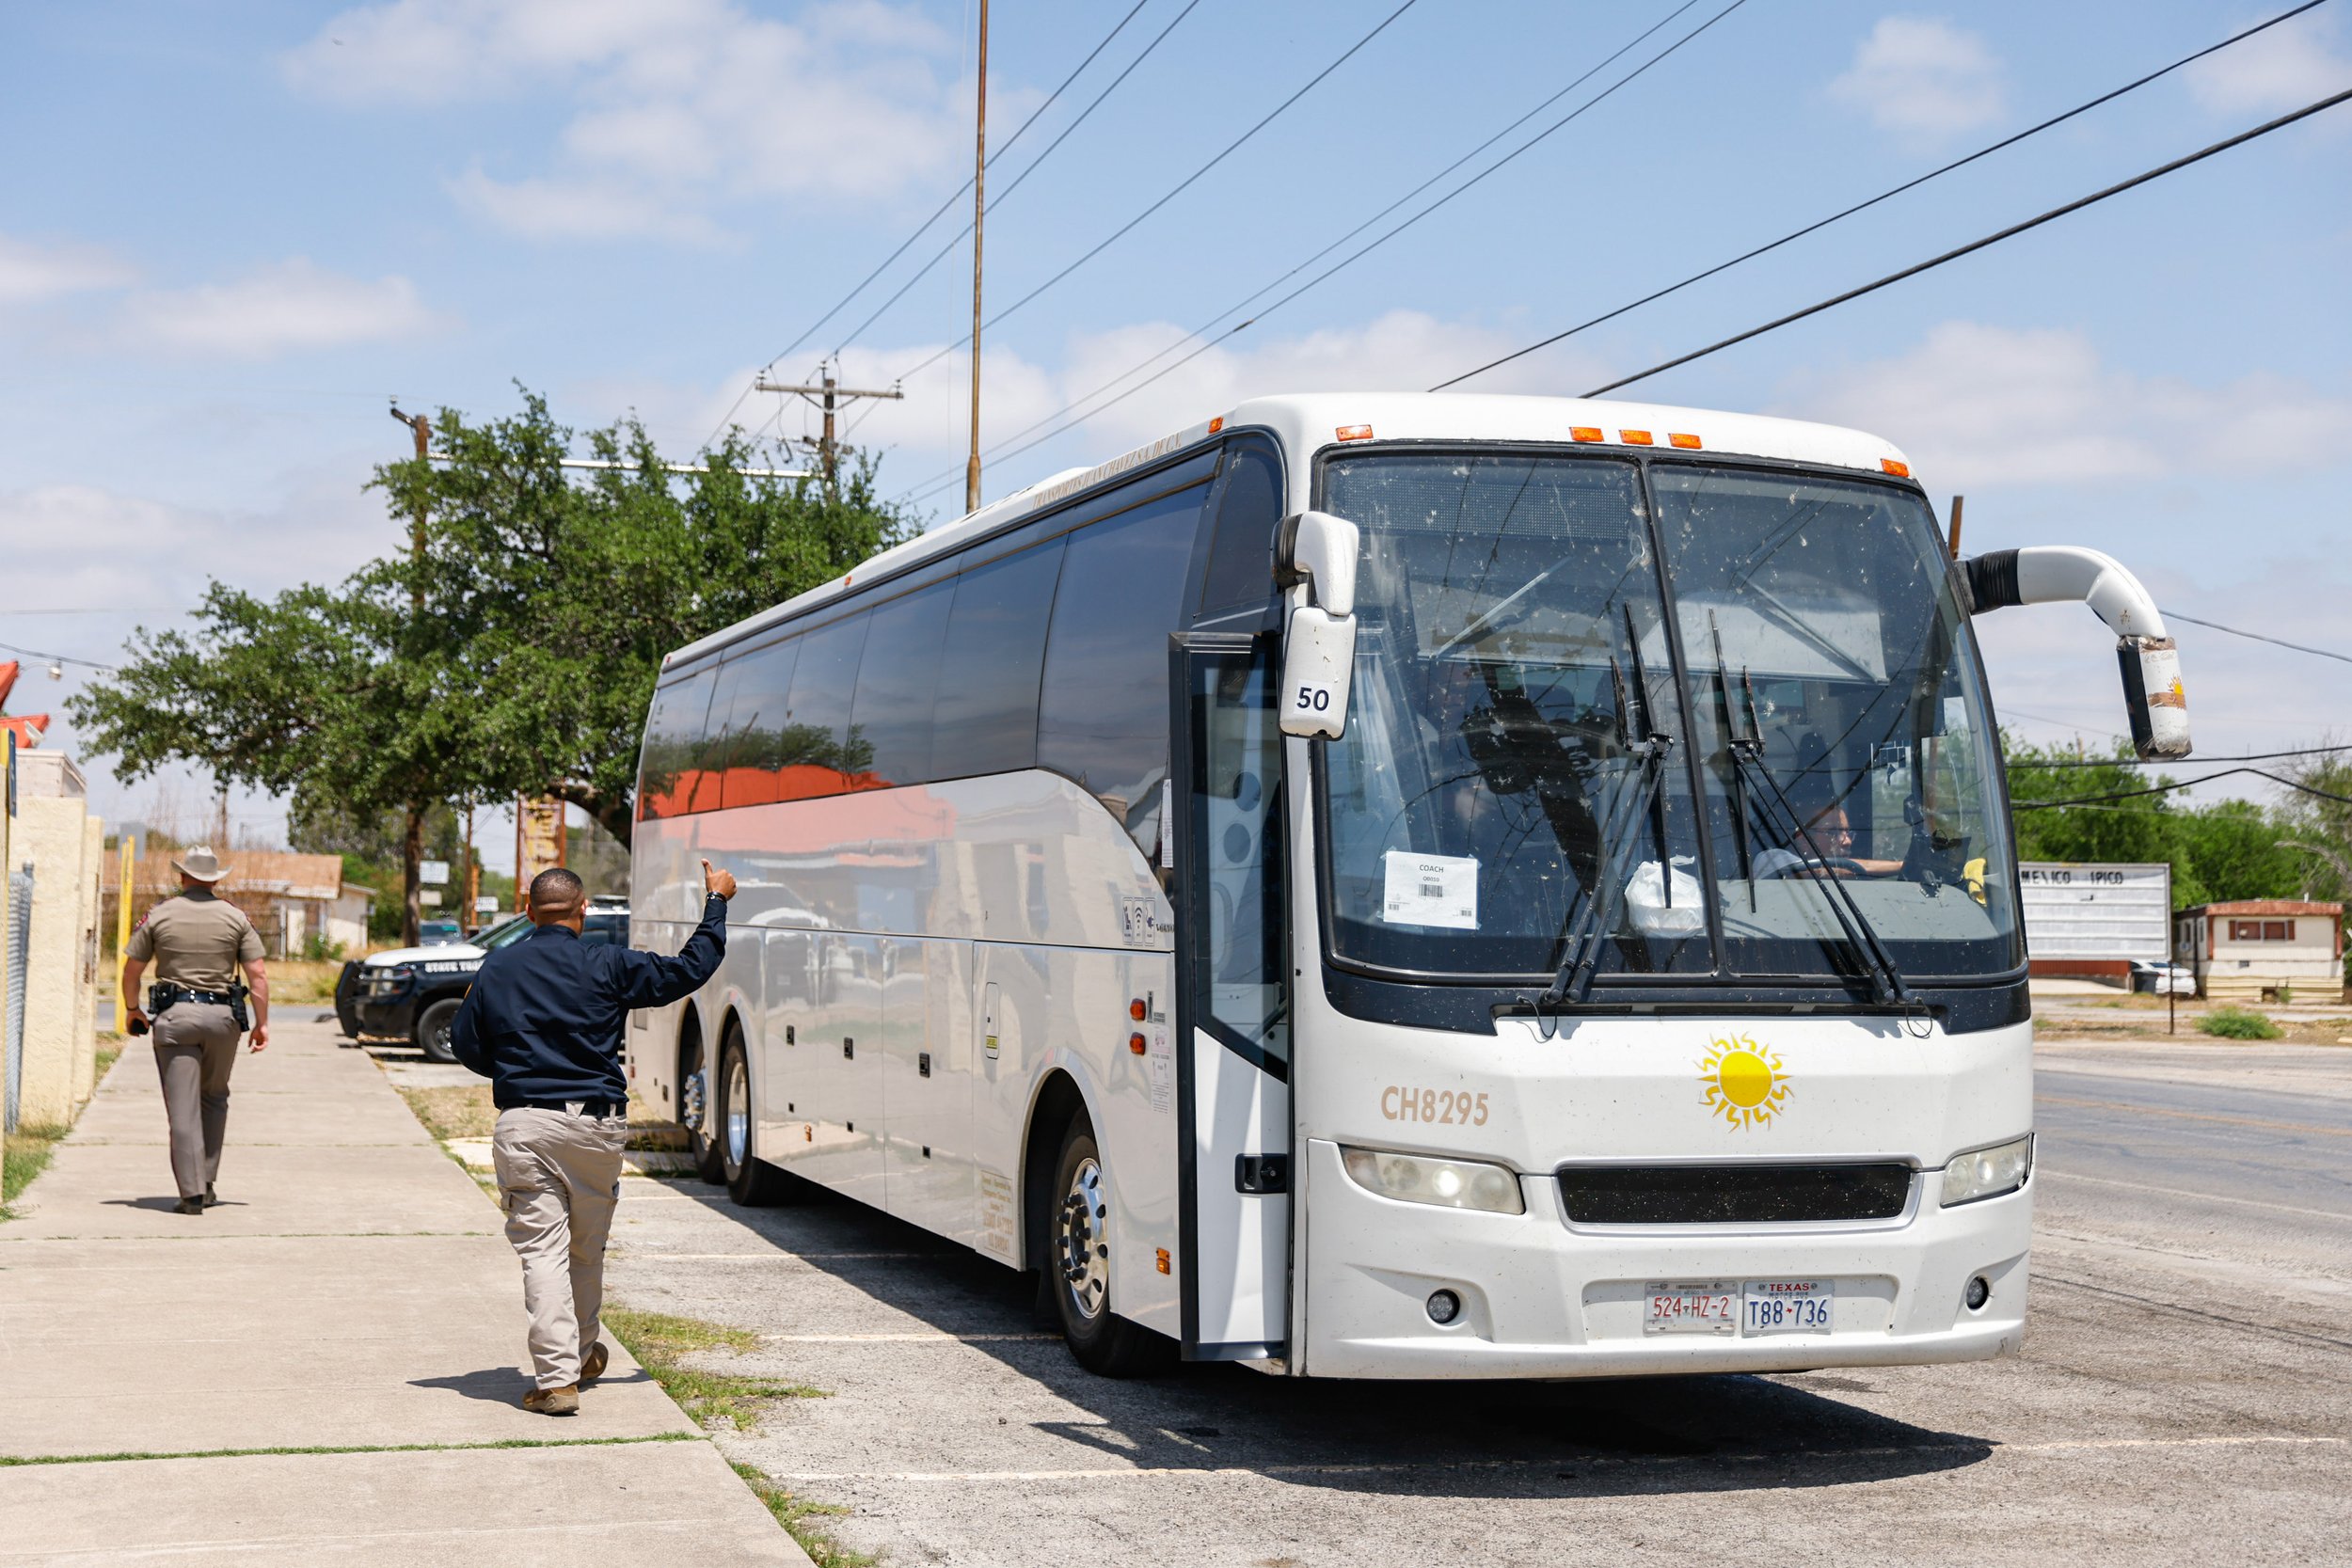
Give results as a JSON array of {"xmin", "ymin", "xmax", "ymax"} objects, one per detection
[
  {"xmin": 268, "ymin": 958, "xmax": 349, "ymax": 1005},
  {"xmin": 397, "ymin": 1082, "xmax": 500, "ymax": 1141},
  {"xmin": 2, "ymin": 1121, "xmax": 72, "ymax": 1219},
  {"xmin": 730, "ymin": 1460, "xmax": 877, "ymax": 1568},
  {"xmin": 0, "ymin": 1432, "xmax": 698, "ymax": 1466},
  {"xmin": 2201, "ymin": 1006, "xmax": 2283, "ymax": 1040},
  {"xmin": 604, "ymin": 1307, "xmax": 826, "ymax": 1433}
]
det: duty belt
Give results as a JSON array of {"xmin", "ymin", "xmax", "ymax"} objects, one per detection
[
  {"xmin": 150, "ymin": 984, "xmax": 234, "ymax": 1012},
  {"xmin": 516, "ymin": 1099, "xmax": 628, "ymax": 1119}
]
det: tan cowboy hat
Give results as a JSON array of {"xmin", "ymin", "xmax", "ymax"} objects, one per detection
[{"xmin": 171, "ymin": 846, "xmax": 228, "ymax": 883}]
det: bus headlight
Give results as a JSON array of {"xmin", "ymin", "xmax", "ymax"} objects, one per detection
[
  {"xmin": 1341, "ymin": 1146, "xmax": 1524, "ymax": 1215},
  {"xmin": 1940, "ymin": 1134, "xmax": 2033, "ymax": 1206}
]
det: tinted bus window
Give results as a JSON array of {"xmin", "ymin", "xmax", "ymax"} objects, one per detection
[
  {"xmin": 717, "ymin": 636, "xmax": 801, "ymax": 810},
  {"xmin": 931, "ymin": 538, "xmax": 1066, "ymax": 781},
  {"xmin": 1039, "ymin": 483, "xmax": 1211, "ymax": 851},
  {"xmin": 637, "ymin": 668, "xmax": 714, "ymax": 821},
  {"xmin": 1198, "ymin": 436, "xmax": 1284, "ymax": 615},
  {"xmin": 851, "ymin": 581, "xmax": 954, "ymax": 788},
  {"xmin": 781, "ymin": 611, "xmax": 872, "ymax": 799}
]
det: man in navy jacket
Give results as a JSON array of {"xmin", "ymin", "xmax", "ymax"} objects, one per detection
[{"xmin": 452, "ymin": 859, "xmax": 735, "ymax": 1414}]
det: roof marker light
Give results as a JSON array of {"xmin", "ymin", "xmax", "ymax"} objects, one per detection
[
  {"xmin": 1569, "ymin": 426, "xmax": 1604, "ymax": 443},
  {"xmin": 1882, "ymin": 458, "xmax": 1911, "ymax": 477},
  {"xmin": 1208, "ymin": 416, "xmax": 1225, "ymax": 434},
  {"xmin": 1669, "ymin": 433, "xmax": 1702, "ymax": 449},
  {"xmin": 1620, "ymin": 429, "xmax": 1654, "ymax": 446},
  {"xmin": 1336, "ymin": 423, "xmax": 1375, "ymax": 442}
]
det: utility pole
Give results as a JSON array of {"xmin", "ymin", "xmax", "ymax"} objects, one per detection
[
  {"xmin": 966, "ymin": 0, "xmax": 989, "ymax": 515},
  {"xmin": 754, "ymin": 367, "xmax": 903, "ymax": 496},
  {"xmin": 389, "ymin": 404, "xmax": 431, "ymax": 615}
]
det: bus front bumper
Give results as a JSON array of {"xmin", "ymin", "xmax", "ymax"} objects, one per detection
[{"xmin": 1298, "ymin": 1137, "xmax": 2028, "ymax": 1380}]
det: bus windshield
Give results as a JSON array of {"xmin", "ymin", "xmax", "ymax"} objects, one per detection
[{"xmin": 1318, "ymin": 449, "xmax": 2019, "ymax": 988}]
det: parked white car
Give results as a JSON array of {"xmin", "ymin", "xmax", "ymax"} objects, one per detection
[{"xmin": 2129, "ymin": 959, "xmax": 2194, "ymax": 995}]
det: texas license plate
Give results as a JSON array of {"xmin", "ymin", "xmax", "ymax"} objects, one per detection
[
  {"xmin": 1742, "ymin": 1279, "xmax": 1834, "ymax": 1334},
  {"xmin": 1644, "ymin": 1281, "xmax": 1739, "ymax": 1336}
]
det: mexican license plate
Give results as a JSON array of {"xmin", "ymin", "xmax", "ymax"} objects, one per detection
[
  {"xmin": 1742, "ymin": 1279, "xmax": 1834, "ymax": 1334},
  {"xmin": 1644, "ymin": 1280, "xmax": 1739, "ymax": 1336}
]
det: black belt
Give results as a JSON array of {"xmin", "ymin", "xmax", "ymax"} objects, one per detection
[
  {"xmin": 515, "ymin": 1099, "xmax": 627, "ymax": 1118},
  {"xmin": 151, "ymin": 985, "xmax": 233, "ymax": 1009}
]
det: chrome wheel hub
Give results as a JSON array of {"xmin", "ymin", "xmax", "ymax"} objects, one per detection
[
  {"xmin": 680, "ymin": 1069, "xmax": 707, "ymax": 1136},
  {"xmin": 1057, "ymin": 1156, "xmax": 1110, "ymax": 1322},
  {"xmin": 724, "ymin": 1056, "xmax": 750, "ymax": 1168}
]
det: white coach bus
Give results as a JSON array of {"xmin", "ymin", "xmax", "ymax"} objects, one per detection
[{"xmin": 628, "ymin": 392, "xmax": 2188, "ymax": 1377}]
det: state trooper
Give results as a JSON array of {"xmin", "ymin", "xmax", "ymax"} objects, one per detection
[
  {"xmin": 451, "ymin": 859, "xmax": 734, "ymax": 1416},
  {"xmin": 119, "ymin": 846, "xmax": 269, "ymax": 1215}
]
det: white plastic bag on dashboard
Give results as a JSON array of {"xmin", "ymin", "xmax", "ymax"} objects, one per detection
[{"xmin": 1624, "ymin": 857, "xmax": 1705, "ymax": 937}]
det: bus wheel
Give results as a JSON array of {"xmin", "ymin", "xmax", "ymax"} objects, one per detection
[
  {"xmin": 716, "ymin": 1027, "xmax": 791, "ymax": 1207},
  {"xmin": 680, "ymin": 1026, "xmax": 724, "ymax": 1184},
  {"xmin": 415, "ymin": 998, "xmax": 461, "ymax": 1064},
  {"xmin": 1050, "ymin": 1117, "xmax": 1173, "ymax": 1377}
]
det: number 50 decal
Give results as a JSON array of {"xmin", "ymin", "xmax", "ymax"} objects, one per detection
[{"xmin": 1294, "ymin": 682, "xmax": 1336, "ymax": 715}]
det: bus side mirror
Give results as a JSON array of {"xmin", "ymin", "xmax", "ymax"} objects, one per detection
[
  {"xmin": 1963, "ymin": 546, "xmax": 2191, "ymax": 760},
  {"xmin": 1277, "ymin": 512, "xmax": 1359, "ymax": 739}
]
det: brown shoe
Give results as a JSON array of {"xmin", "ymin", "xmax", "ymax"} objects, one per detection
[
  {"xmin": 580, "ymin": 1341, "xmax": 609, "ymax": 1386},
  {"xmin": 522, "ymin": 1385, "xmax": 580, "ymax": 1416}
]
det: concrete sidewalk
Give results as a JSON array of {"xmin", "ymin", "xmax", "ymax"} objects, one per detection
[{"xmin": 0, "ymin": 1016, "xmax": 807, "ymax": 1565}]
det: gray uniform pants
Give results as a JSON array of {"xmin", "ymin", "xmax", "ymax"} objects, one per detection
[
  {"xmin": 151, "ymin": 1003, "xmax": 241, "ymax": 1201},
  {"xmin": 491, "ymin": 1106, "xmax": 628, "ymax": 1389}
]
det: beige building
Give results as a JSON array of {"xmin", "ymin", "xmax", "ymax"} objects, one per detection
[
  {"xmin": 104, "ymin": 849, "xmax": 374, "ymax": 961},
  {"xmin": 4, "ymin": 750, "xmax": 103, "ymax": 1129},
  {"xmin": 2173, "ymin": 899, "xmax": 2344, "ymax": 1004}
]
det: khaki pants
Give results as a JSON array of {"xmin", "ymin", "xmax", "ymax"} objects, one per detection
[
  {"xmin": 152, "ymin": 1003, "xmax": 241, "ymax": 1201},
  {"xmin": 492, "ymin": 1106, "xmax": 628, "ymax": 1390}
]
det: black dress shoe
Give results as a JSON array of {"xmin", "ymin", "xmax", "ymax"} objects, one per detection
[
  {"xmin": 203, "ymin": 1184, "xmax": 219, "ymax": 1208},
  {"xmin": 173, "ymin": 1197, "xmax": 205, "ymax": 1215}
]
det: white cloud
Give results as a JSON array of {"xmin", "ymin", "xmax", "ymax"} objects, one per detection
[
  {"xmin": 118, "ymin": 259, "xmax": 450, "ymax": 358},
  {"xmin": 2186, "ymin": 8, "xmax": 2352, "ymax": 115},
  {"xmin": 287, "ymin": 0, "xmax": 990, "ymax": 241},
  {"xmin": 0, "ymin": 232, "xmax": 136, "ymax": 307},
  {"xmin": 1774, "ymin": 320, "xmax": 2352, "ymax": 488},
  {"xmin": 1827, "ymin": 17, "xmax": 2006, "ymax": 141}
]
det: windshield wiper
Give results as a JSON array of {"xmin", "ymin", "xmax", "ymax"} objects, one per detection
[
  {"xmin": 1538, "ymin": 606, "xmax": 1675, "ymax": 1010},
  {"xmin": 1720, "ymin": 662, "xmax": 1913, "ymax": 1007}
]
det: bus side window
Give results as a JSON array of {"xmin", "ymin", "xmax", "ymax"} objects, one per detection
[
  {"xmin": 782, "ymin": 611, "xmax": 872, "ymax": 799},
  {"xmin": 1197, "ymin": 435, "xmax": 1285, "ymax": 618},
  {"xmin": 638, "ymin": 667, "xmax": 715, "ymax": 821},
  {"xmin": 1039, "ymin": 482, "xmax": 1213, "ymax": 854},
  {"xmin": 717, "ymin": 636, "xmax": 800, "ymax": 810},
  {"xmin": 931, "ymin": 538, "xmax": 1066, "ymax": 782},
  {"xmin": 851, "ymin": 580, "xmax": 954, "ymax": 789}
]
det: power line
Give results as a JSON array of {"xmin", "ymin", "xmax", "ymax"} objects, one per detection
[
  {"xmin": 2014, "ymin": 767, "xmax": 2352, "ymax": 810},
  {"xmin": 698, "ymin": 0, "xmax": 1163, "ymax": 451},
  {"xmin": 2022, "ymin": 744, "xmax": 2352, "ymax": 768},
  {"xmin": 892, "ymin": 0, "xmax": 1715, "ymax": 503},
  {"xmin": 883, "ymin": 0, "xmax": 1428, "ymax": 390},
  {"xmin": 0, "ymin": 637, "xmax": 116, "ymax": 672},
  {"xmin": 1430, "ymin": 0, "xmax": 2335, "ymax": 390},
  {"xmin": 2165, "ymin": 610, "xmax": 2352, "ymax": 667},
  {"xmin": 828, "ymin": 0, "xmax": 1204, "ymax": 362},
  {"xmin": 895, "ymin": 0, "xmax": 1747, "ymax": 507},
  {"xmin": 1574, "ymin": 84, "xmax": 2352, "ymax": 399}
]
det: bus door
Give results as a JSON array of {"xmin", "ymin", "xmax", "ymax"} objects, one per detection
[{"xmin": 1170, "ymin": 633, "xmax": 1292, "ymax": 1361}]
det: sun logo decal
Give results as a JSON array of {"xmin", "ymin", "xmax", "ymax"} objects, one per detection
[{"xmin": 1699, "ymin": 1035, "xmax": 1790, "ymax": 1130}]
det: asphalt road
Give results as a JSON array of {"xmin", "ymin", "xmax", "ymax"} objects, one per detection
[{"xmin": 599, "ymin": 1037, "xmax": 2352, "ymax": 1567}]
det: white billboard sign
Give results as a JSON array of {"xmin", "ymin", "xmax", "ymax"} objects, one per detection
[
  {"xmin": 419, "ymin": 860, "xmax": 451, "ymax": 885},
  {"xmin": 420, "ymin": 889, "xmax": 443, "ymax": 908},
  {"xmin": 2018, "ymin": 862, "xmax": 2171, "ymax": 962}
]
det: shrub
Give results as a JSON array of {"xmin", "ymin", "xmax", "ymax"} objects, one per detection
[
  {"xmin": 2200, "ymin": 1006, "xmax": 2282, "ymax": 1041},
  {"xmin": 300, "ymin": 933, "xmax": 348, "ymax": 962}
]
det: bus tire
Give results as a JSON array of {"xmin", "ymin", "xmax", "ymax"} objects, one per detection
[
  {"xmin": 415, "ymin": 997, "xmax": 461, "ymax": 1064},
  {"xmin": 679, "ymin": 1021, "xmax": 724, "ymax": 1184},
  {"xmin": 1049, "ymin": 1116, "xmax": 1174, "ymax": 1377},
  {"xmin": 717, "ymin": 1027, "xmax": 792, "ymax": 1207}
]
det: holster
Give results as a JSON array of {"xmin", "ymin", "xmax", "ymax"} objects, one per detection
[{"xmin": 229, "ymin": 983, "xmax": 251, "ymax": 1033}]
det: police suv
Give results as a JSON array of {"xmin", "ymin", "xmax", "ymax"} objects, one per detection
[{"xmin": 334, "ymin": 896, "xmax": 630, "ymax": 1060}]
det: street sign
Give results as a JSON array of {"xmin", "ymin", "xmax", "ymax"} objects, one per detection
[
  {"xmin": 474, "ymin": 895, "xmax": 499, "ymax": 913},
  {"xmin": 2018, "ymin": 862, "xmax": 2170, "ymax": 961},
  {"xmin": 420, "ymin": 860, "xmax": 451, "ymax": 885}
]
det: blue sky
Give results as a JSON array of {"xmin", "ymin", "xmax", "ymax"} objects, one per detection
[{"xmin": 3, "ymin": 0, "xmax": 2347, "ymax": 864}]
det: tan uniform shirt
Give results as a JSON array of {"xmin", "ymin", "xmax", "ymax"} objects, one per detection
[{"xmin": 125, "ymin": 890, "xmax": 264, "ymax": 991}]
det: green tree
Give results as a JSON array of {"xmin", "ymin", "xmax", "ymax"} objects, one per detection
[
  {"xmin": 374, "ymin": 391, "xmax": 912, "ymax": 847},
  {"xmin": 69, "ymin": 581, "xmax": 485, "ymax": 945}
]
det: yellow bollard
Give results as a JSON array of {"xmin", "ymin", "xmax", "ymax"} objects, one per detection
[{"xmin": 117, "ymin": 834, "xmax": 135, "ymax": 1028}]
